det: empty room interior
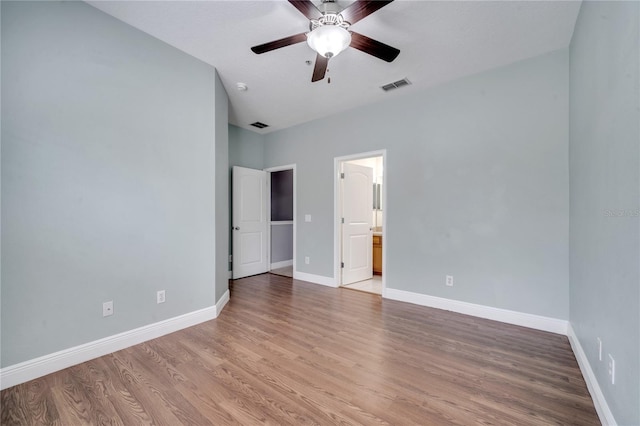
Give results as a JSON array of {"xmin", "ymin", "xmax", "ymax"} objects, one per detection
[{"xmin": 1, "ymin": 1, "xmax": 639, "ymax": 425}]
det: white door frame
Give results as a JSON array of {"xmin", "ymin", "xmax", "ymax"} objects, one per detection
[
  {"xmin": 334, "ymin": 150, "xmax": 387, "ymax": 294},
  {"xmin": 265, "ymin": 164, "xmax": 296, "ymax": 274}
]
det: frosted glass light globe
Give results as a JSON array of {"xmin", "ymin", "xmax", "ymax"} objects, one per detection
[{"xmin": 307, "ymin": 25, "xmax": 351, "ymax": 58}]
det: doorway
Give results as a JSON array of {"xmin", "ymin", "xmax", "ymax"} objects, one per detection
[
  {"xmin": 231, "ymin": 165, "xmax": 296, "ymax": 280},
  {"xmin": 335, "ymin": 151, "xmax": 386, "ymax": 295},
  {"xmin": 267, "ymin": 165, "xmax": 296, "ymax": 278}
]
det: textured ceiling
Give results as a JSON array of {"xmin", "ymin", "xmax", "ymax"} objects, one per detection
[{"xmin": 87, "ymin": 1, "xmax": 581, "ymax": 133}]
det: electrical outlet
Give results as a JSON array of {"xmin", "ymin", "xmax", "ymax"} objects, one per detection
[
  {"xmin": 446, "ymin": 275, "xmax": 454, "ymax": 287},
  {"xmin": 157, "ymin": 290, "xmax": 166, "ymax": 304},
  {"xmin": 305, "ymin": 214, "xmax": 312, "ymax": 222},
  {"xmin": 597, "ymin": 337, "xmax": 602, "ymax": 361},
  {"xmin": 608, "ymin": 354, "xmax": 615, "ymax": 385},
  {"xmin": 103, "ymin": 301, "xmax": 113, "ymax": 317},
  {"xmin": 305, "ymin": 256, "xmax": 310, "ymax": 265}
]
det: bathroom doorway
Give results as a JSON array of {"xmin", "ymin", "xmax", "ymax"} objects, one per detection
[{"xmin": 334, "ymin": 151, "xmax": 385, "ymax": 295}]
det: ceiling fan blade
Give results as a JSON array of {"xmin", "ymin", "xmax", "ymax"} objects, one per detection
[
  {"xmin": 251, "ymin": 33, "xmax": 307, "ymax": 54},
  {"xmin": 340, "ymin": 0, "xmax": 394, "ymax": 25},
  {"xmin": 288, "ymin": 0, "xmax": 323, "ymax": 20},
  {"xmin": 349, "ymin": 31, "xmax": 400, "ymax": 62},
  {"xmin": 251, "ymin": 33, "xmax": 308, "ymax": 54},
  {"xmin": 311, "ymin": 54, "xmax": 328, "ymax": 82}
]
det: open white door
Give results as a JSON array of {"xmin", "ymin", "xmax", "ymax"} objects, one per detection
[
  {"xmin": 232, "ymin": 166, "xmax": 268, "ymax": 279},
  {"xmin": 341, "ymin": 163, "xmax": 373, "ymax": 285}
]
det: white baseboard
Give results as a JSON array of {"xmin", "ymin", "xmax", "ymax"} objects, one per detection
[
  {"xmin": 270, "ymin": 259, "xmax": 293, "ymax": 270},
  {"xmin": 384, "ymin": 288, "xmax": 568, "ymax": 335},
  {"xmin": 0, "ymin": 291, "xmax": 230, "ymax": 391},
  {"xmin": 293, "ymin": 270, "xmax": 337, "ymax": 287},
  {"xmin": 567, "ymin": 324, "xmax": 616, "ymax": 425},
  {"xmin": 216, "ymin": 289, "xmax": 230, "ymax": 314}
]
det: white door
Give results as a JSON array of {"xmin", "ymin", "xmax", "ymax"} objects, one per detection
[
  {"xmin": 341, "ymin": 163, "xmax": 374, "ymax": 285},
  {"xmin": 232, "ymin": 166, "xmax": 268, "ymax": 279}
]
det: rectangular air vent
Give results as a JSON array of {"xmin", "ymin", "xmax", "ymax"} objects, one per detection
[
  {"xmin": 250, "ymin": 121, "xmax": 269, "ymax": 129},
  {"xmin": 381, "ymin": 78, "xmax": 411, "ymax": 92}
]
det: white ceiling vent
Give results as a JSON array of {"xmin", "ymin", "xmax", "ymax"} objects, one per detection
[
  {"xmin": 250, "ymin": 121, "xmax": 269, "ymax": 129},
  {"xmin": 381, "ymin": 78, "xmax": 411, "ymax": 92}
]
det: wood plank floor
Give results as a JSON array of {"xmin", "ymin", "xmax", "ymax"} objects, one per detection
[{"xmin": 1, "ymin": 274, "xmax": 600, "ymax": 425}]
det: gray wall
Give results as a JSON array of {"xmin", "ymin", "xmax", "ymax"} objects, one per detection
[
  {"xmin": 271, "ymin": 225, "xmax": 294, "ymax": 264},
  {"xmin": 229, "ymin": 125, "xmax": 264, "ymax": 171},
  {"xmin": 569, "ymin": 2, "xmax": 640, "ymax": 424},
  {"xmin": 215, "ymin": 74, "xmax": 229, "ymax": 302},
  {"xmin": 264, "ymin": 49, "xmax": 570, "ymax": 320},
  {"xmin": 1, "ymin": 1, "xmax": 222, "ymax": 366},
  {"xmin": 0, "ymin": 1, "xmax": 3, "ymax": 369}
]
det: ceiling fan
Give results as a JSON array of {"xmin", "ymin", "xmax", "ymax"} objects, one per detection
[{"xmin": 251, "ymin": 0, "xmax": 400, "ymax": 82}]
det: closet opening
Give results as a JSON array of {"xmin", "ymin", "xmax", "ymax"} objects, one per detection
[{"xmin": 267, "ymin": 166, "xmax": 295, "ymax": 278}]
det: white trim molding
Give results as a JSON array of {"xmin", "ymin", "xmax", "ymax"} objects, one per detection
[
  {"xmin": 216, "ymin": 289, "xmax": 230, "ymax": 315},
  {"xmin": 271, "ymin": 259, "xmax": 293, "ymax": 270},
  {"xmin": 384, "ymin": 288, "xmax": 568, "ymax": 335},
  {"xmin": 293, "ymin": 270, "xmax": 338, "ymax": 288},
  {"xmin": 0, "ymin": 290, "xmax": 230, "ymax": 391},
  {"xmin": 567, "ymin": 324, "xmax": 617, "ymax": 425}
]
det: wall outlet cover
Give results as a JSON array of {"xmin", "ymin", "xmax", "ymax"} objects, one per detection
[{"xmin": 103, "ymin": 301, "xmax": 113, "ymax": 317}]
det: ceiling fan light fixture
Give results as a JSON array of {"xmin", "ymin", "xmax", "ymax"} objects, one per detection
[
  {"xmin": 250, "ymin": 1, "xmax": 400, "ymax": 83},
  {"xmin": 306, "ymin": 25, "xmax": 351, "ymax": 59}
]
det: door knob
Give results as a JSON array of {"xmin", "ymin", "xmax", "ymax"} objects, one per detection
[{"xmin": 233, "ymin": 226, "xmax": 240, "ymax": 230}]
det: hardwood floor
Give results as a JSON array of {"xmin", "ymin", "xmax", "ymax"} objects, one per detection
[
  {"xmin": 1, "ymin": 274, "xmax": 599, "ymax": 425},
  {"xmin": 269, "ymin": 266, "xmax": 293, "ymax": 278}
]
